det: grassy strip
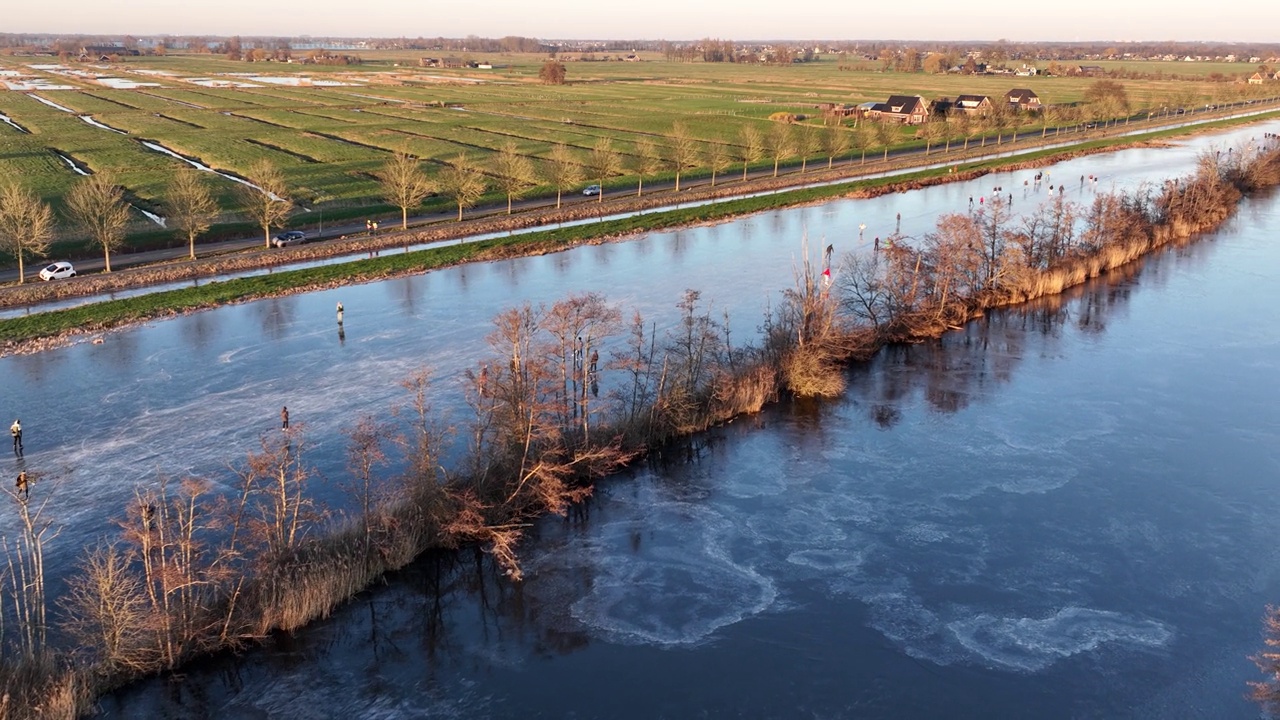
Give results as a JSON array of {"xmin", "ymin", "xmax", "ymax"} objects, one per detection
[{"xmin": 3, "ymin": 111, "xmax": 1276, "ymax": 350}]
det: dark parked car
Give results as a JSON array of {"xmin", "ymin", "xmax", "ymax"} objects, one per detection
[{"xmin": 271, "ymin": 230, "xmax": 309, "ymax": 248}]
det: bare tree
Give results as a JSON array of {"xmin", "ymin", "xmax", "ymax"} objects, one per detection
[
  {"xmin": 238, "ymin": 432, "xmax": 314, "ymax": 559},
  {"xmin": 739, "ymin": 124, "xmax": 765, "ymax": 180},
  {"xmin": 614, "ymin": 310, "xmax": 660, "ymax": 430},
  {"xmin": 346, "ymin": 416, "xmax": 391, "ymax": 561},
  {"xmin": 875, "ymin": 121, "xmax": 898, "ymax": 162},
  {"xmin": 66, "ymin": 172, "xmax": 131, "ymax": 272},
  {"xmin": 976, "ymin": 196, "xmax": 1014, "ymax": 289},
  {"xmin": 795, "ymin": 125, "xmax": 820, "ymax": 173},
  {"xmin": 838, "ymin": 252, "xmax": 893, "ymax": 331},
  {"xmin": 921, "ymin": 121, "xmax": 947, "ymax": 155},
  {"xmin": 546, "ymin": 143, "xmax": 581, "ymax": 209},
  {"xmin": 493, "ymin": 141, "xmax": 538, "ymax": 214},
  {"xmin": 123, "ymin": 477, "xmax": 226, "ymax": 667},
  {"xmin": 542, "ymin": 293, "xmax": 622, "ymax": 441},
  {"xmin": 667, "ymin": 289, "xmax": 724, "ymax": 398},
  {"xmin": 1252, "ymin": 606, "xmax": 1280, "ymax": 715},
  {"xmin": 396, "ymin": 367, "xmax": 450, "ymax": 517},
  {"xmin": 61, "ymin": 542, "xmax": 148, "ymax": 673},
  {"xmin": 633, "ymin": 137, "xmax": 665, "ymax": 196},
  {"xmin": 379, "ymin": 151, "xmax": 435, "ymax": 229},
  {"xmin": 707, "ymin": 142, "xmax": 730, "ymax": 187},
  {"xmin": 823, "ymin": 124, "xmax": 851, "ymax": 170},
  {"xmin": 851, "ymin": 124, "xmax": 874, "ymax": 164},
  {"xmin": 669, "ymin": 122, "xmax": 700, "ymax": 192},
  {"xmin": 923, "ymin": 213, "xmax": 986, "ymax": 321},
  {"xmin": 1040, "ymin": 106, "xmax": 1061, "ymax": 139},
  {"xmin": 972, "ymin": 113, "xmax": 992, "ymax": 148},
  {"xmin": 235, "ymin": 160, "xmax": 292, "ymax": 248},
  {"xmin": 989, "ymin": 102, "xmax": 1013, "ymax": 145},
  {"xmin": 164, "ymin": 168, "xmax": 218, "ymax": 260},
  {"xmin": 2, "ymin": 477, "xmax": 58, "ymax": 658},
  {"xmin": 952, "ymin": 112, "xmax": 976, "ymax": 150},
  {"xmin": 1084, "ymin": 79, "xmax": 1130, "ymax": 125},
  {"xmin": 778, "ymin": 239, "xmax": 845, "ymax": 397},
  {"xmin": 588, "ymin": 138, "xmax": 621, "ymax": 203},
  {"xmin": 939, "ymin": 115, "xmax": 959, "ymax": 152},
  {"xmin": 0, "ymin": 181, "xmax": 55, "ymax": 283},
  {"xmin": 439, "ymin": 153, "xmax": 486, "ymax": 221},
  {"xmin": 766, "ymin": 122, "xmax": 793, "ymax": 177}
]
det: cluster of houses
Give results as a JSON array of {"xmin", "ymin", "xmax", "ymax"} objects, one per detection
[
  {"xmin": 79, "ymin": 45, "xmax": 141, "ymax": 62},
  {"xmin": 420, "ymin": 57, "xmax": 494, "ymax": 69},
  {"xmin": 820, "ymin": 88, "xmax": 1043, "ymax": 125}
]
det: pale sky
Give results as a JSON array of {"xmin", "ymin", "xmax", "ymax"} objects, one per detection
[{"xmin": 7, "ymin": 0, "xmax": 1280, "ymax": 43}]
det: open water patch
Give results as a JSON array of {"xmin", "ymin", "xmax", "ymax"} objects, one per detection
[
  {"xmin": 0, "ymin": 113, "xmax": 29, "ymax": 133},
  {"xmin": 133, "ymin": 205, "xmax": 166, "ymax": 228},
  {"xmin": 79, "ymin": 115, "xmax": 128, "ymax": 134},
  {"xmin": 139, "ymin": 139, "xmax": 277, "ymax": 197},
  {"xmin": 28, "ymin": 93, "xmax": 74, "ymax": 112},
  {"xmin": 51, "ymin": 150, "xmax": 91, "ymax": 176},
  {"xmin": 138, "ymin": 91, "xmax": 204, "ymax": 109}
]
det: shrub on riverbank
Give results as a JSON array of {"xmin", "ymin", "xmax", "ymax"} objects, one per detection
[{"xmin": 840, "ymin": 139, "xmax": 1280, "ymax": 345}]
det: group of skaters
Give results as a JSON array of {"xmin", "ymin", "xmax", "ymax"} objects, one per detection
[
  {"xmin": 10, "ymin": 419, "xmax": 29, "ymax": 500},
  {"xmin": 961, "ymin": 169, "xmax": 1097, "ymax": 212},
  {"xmin": 573, "ymin": 337, "xmax": 599, "ymax": 376},
  {"xmin": 271, "ymin": 299, "xmax": 349, "ymax": 433},
  {"xmin": 576, "ymin": 338, "xmax": 601, "ymax": 399},
  {"xmin": 874, "ymin": 166, "xmax": 1109, "ymax": 252}
]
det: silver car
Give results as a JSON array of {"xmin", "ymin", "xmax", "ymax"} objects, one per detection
[{"xmin": 272, "ymin": 230, "xmax": 309, "ymax": 248}]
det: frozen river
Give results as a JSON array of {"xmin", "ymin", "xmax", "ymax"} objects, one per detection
[{"xmin": 3, "ymin": 118, "xmax": 1280, "ymax": 718}]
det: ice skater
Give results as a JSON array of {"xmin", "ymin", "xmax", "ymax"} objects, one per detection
[
  {"xmin": 14, "ymin": 471, "xmax": 28, "ymax": 500},
  {"xmin": 336, "ymin": 301, "xmax": 345, "ymax": 325},
  {"xmin": 9, "ymin": 419, "xmax": 21, "ymax": 457},
  {"xmin": 281, "ymin": 406, "xmax": 290, "ymax": 430}
]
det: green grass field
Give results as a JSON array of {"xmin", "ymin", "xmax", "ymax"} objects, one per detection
[{"xmin": 1, "ymin": 50, "xmax": 1275, "ymax": 258}]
